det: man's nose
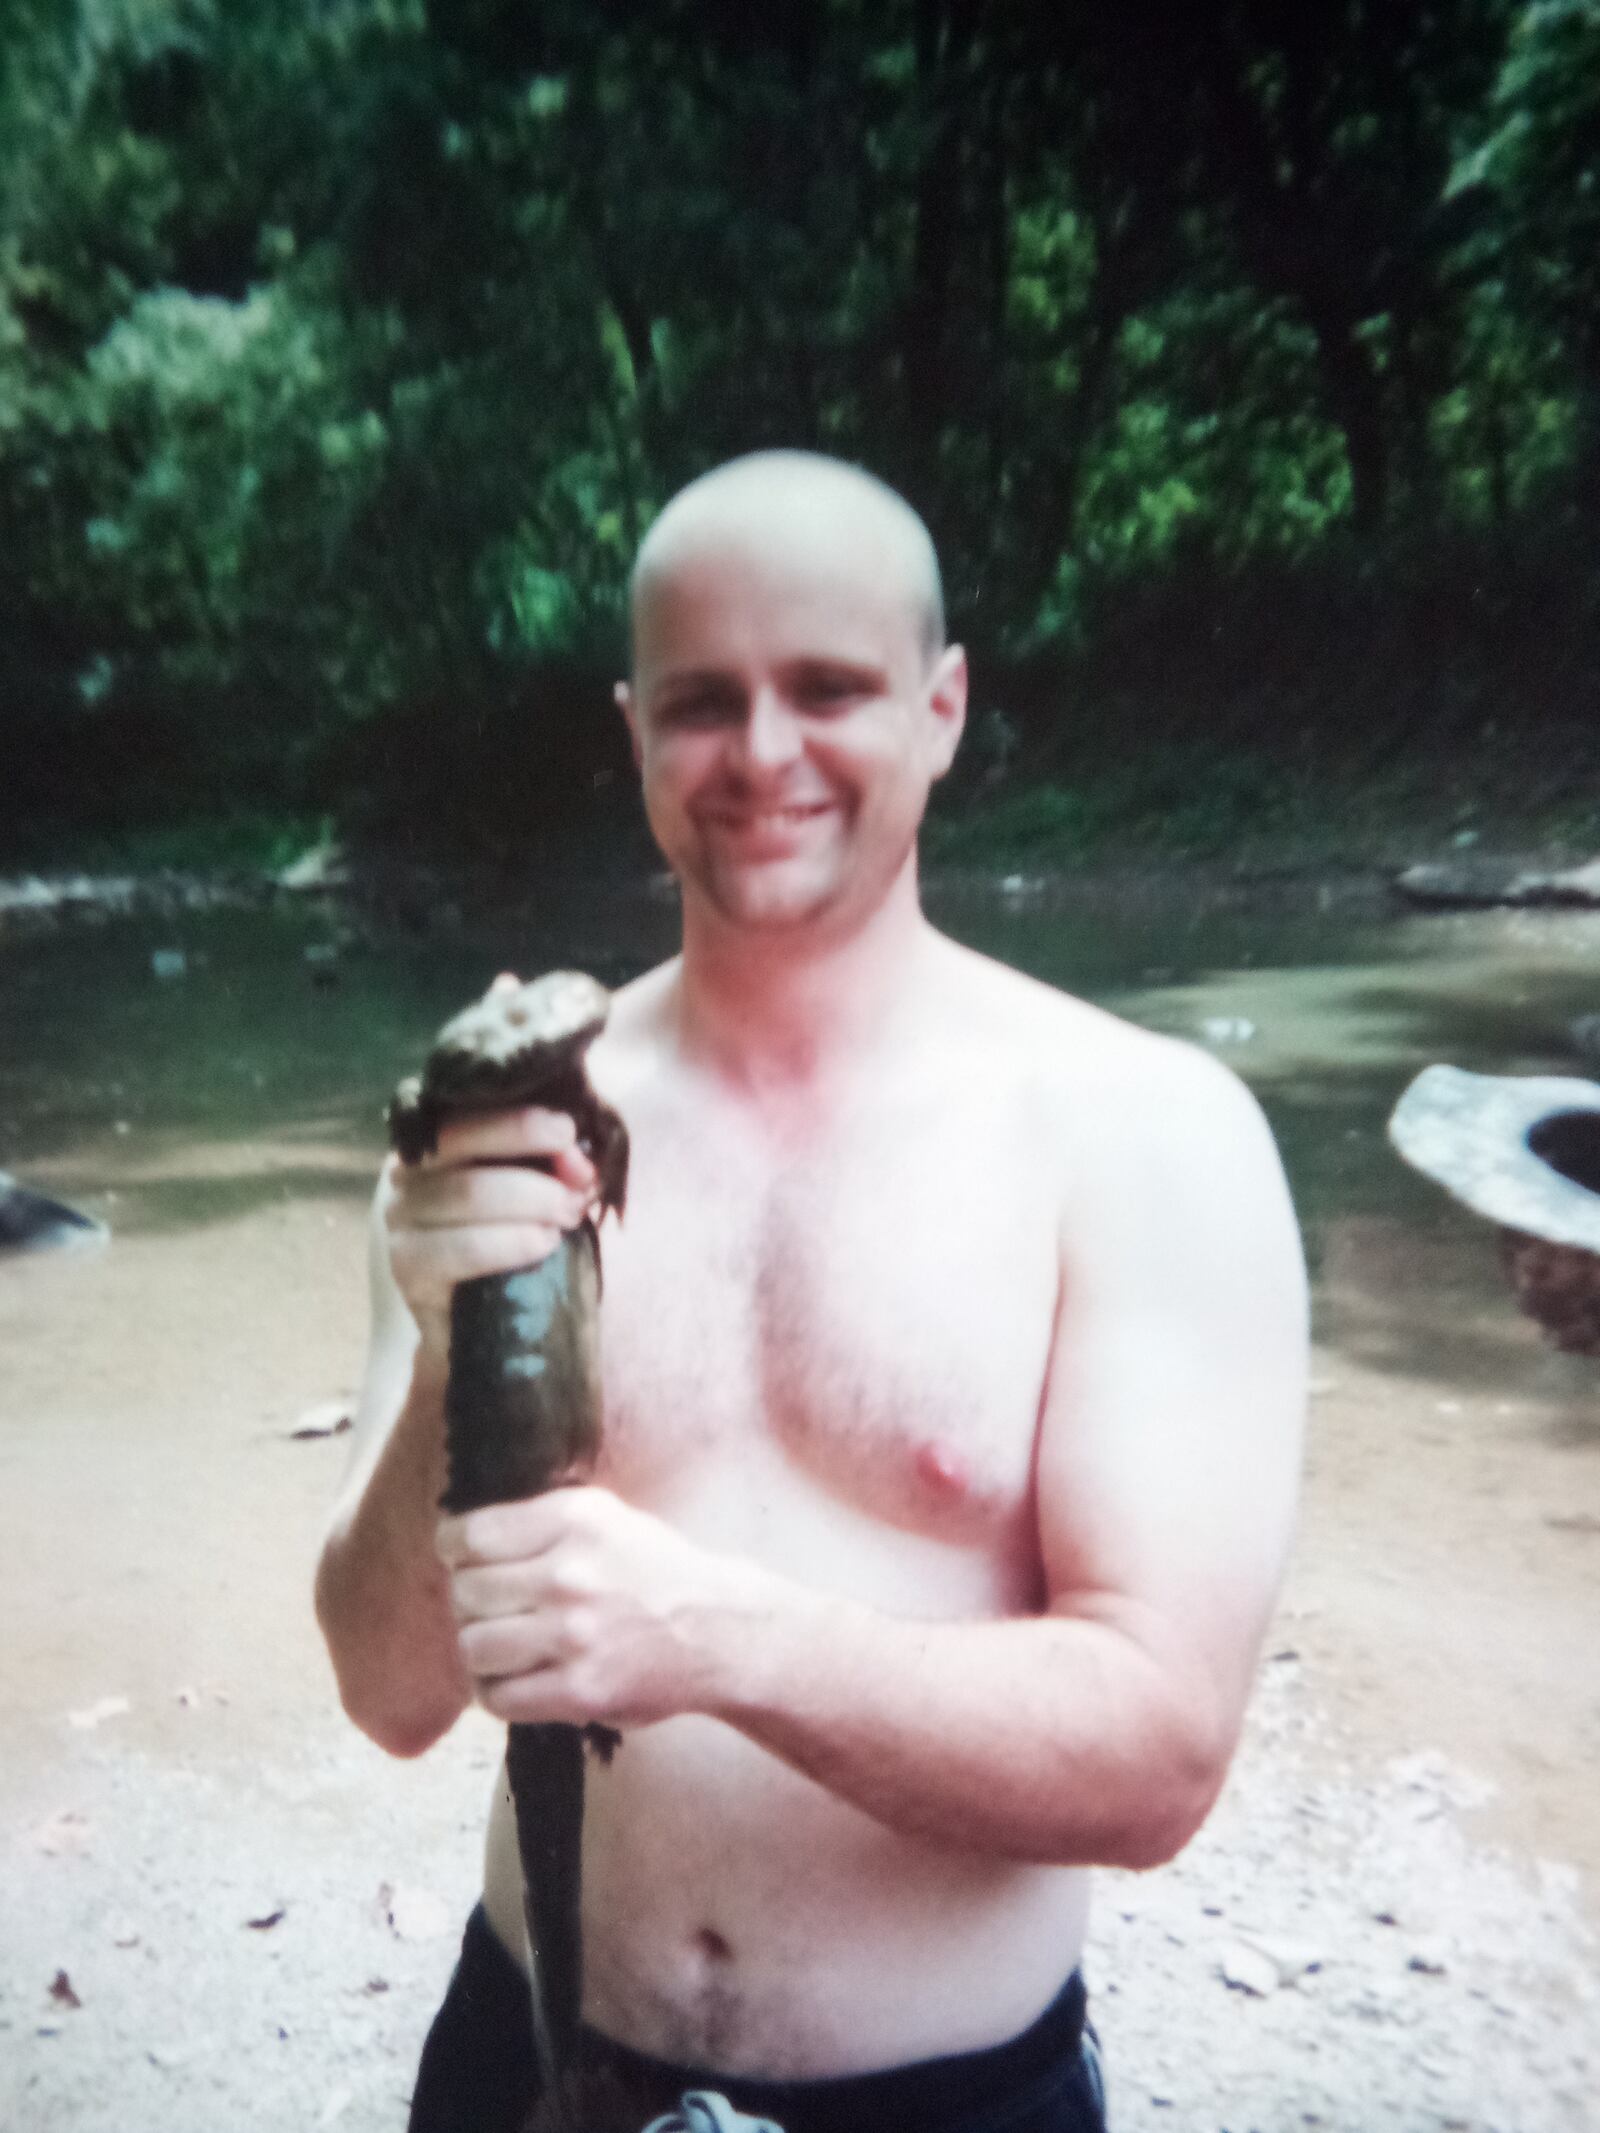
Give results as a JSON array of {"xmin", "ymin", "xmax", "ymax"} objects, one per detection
[{"xmin": 733, "ymin": 686, "xmax": 804, "ymax": 773}]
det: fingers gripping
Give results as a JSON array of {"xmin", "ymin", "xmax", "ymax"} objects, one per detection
[{"xmin": 382, "ymin": 1108, "xmax": 598, "ymax": 1337}]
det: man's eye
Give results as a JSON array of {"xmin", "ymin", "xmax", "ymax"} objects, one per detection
[
  {"xmin": 798, "ymin": 675, "xmax": 865, "ymax": 707},
  {"xmin": 660, "ymin": 692, "xmax": 738, "ymax": 727}
]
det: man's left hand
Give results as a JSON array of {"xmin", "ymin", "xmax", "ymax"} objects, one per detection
[{"xmin": 437, "ymin": 1488, "xmax": 759, "ymax": 1731}]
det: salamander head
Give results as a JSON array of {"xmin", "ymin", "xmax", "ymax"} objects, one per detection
[
  {"xmin": 429, "ymin": 971, "xmax": 610, "ymax": 1085},
  {"xmin": 388, "ymin": 970, "xmax": 615, "ymax": 1164}
]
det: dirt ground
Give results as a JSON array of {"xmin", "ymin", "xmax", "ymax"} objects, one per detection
[{"xmin": 1, "ymin": 1125, "xmax": 1596, "ymax": 2133}]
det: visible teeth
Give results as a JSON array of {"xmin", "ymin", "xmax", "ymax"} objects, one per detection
[{"xmin": 732, "ymin": 807, "xmax": 823, "ymax": 826}]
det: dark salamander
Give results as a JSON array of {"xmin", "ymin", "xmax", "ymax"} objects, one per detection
[{"xmin": 388, "ymin": 971, "xmax": 628, "ymax": 2129}]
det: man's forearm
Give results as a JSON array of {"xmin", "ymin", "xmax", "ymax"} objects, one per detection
[
  {"xmin": 699, "ymin": 1569, "xmax": 1232, "ymax": 1869},
  {"xmin": 314, "ymin": 1358, "xmax": 470, "ymax": 1758}
]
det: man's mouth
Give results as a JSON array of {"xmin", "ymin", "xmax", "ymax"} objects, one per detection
[{"xmin": 706, "ymin": 802, "xmax": 833, "ymax": 832}]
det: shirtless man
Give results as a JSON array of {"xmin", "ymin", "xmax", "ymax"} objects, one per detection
[{"xmin": 315, "ymin": 451, "xmax": 1307, "ymax": 2133}]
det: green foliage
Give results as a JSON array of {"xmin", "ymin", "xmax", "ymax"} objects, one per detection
[
  {"xmin": 927, "ymin": 750, "xmax": 1317, "ymax": 867},
  {"xmin": 927, "ymin": 784, "xmax": 1108, "ymax": 865},
  {"xmin": 2, "ymin": 0, "xmax": 1597, "ymax": 849}
]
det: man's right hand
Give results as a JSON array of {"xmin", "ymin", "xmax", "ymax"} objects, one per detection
[{"xmin": 383, "ymin": 1107, "xmax": 599, "ymax": 1363}]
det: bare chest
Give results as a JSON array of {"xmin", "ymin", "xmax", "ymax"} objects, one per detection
[{"xmin": 593, "ymin": 1092, "xmax": 1060, "ymax": 1561}]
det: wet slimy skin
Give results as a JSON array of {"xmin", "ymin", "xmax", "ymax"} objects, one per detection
[{"xmin": 388, "ymin": 971, "xmax": 629, "ymax": 2120}]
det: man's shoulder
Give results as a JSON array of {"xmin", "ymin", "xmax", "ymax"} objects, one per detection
[
  {"xmin": 931, "ymin": 933, "xmax": 1229, "ymax": 1087},
  {"xmin": 611, "ymin": 956, "xmax": 680, "ymax": 1021},
  {"xmin": 592, "ymin": 960, "xmax": 679, "ymax": 1074},
  {"xmin": 929, "ymin": 934, "xmax": 1276, "ymax": 1173}
]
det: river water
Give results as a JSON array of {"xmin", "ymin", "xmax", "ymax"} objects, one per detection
[
  {"xmin": 3, "ymin": 871, "xmax": 1596, "ymax": 1256},
  {"xmin": 2, "ymin": 871, "xmax": 1597, "ymax": 2132}
]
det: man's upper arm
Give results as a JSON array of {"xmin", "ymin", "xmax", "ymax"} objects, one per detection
[
  {"xmin": 329, "ymin": 1170, "xmax": 421, "ymax": 1528},
  {"xmin": 1036, "ymin": 1040, "xmax": 1308, "ymax": 1752}
]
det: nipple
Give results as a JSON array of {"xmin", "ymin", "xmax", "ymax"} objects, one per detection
[{"xmin": 914, "ymin": 1440, "xmax": 971, "ymax": 1497}]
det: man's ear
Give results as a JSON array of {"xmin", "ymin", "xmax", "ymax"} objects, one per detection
[
  {"xmin": 925, "ymin": 645, "xmax": 968, "ymax": 780},
  {"xmin": 614, "ymin": 680, "xmax": 642, "ymax": 771}
]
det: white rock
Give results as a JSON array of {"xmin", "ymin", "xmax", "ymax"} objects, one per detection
[
  {"xmin": 1217, "ymin": 1940, "xmax": 1281, "ymax": 1996},
  {"xmin": 67, "ymin": 1694, "xmax": 131, "ymax": 1730},
  {"xmin": 286, "ymin": 1399, "xmax": 354, "ymax": 1440},
  {"xmin": 385, "ymin": 1883, "xmax": 452, "ymax": 1942},
  {"xmin": 148, "ymin": 2039, "xmax": 211, "ymax": 2070},
  {"xmin": 1386, "ymin": 1749, "xmax": 1496, "ymax": 1810},
  {"xmin": 1242, "ymin": 1932, "xmax": 1324, "ymax": 1987},
  {"xmin": 275, "ymin": 840, "xmax": 349, "ymax": 892}
]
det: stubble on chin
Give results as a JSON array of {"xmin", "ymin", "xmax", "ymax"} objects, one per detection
[
  {"xmin": 687, "ymin": 821, "xmax": 920, "ymax": 938},
  {"xmin": 692, "ymin": 860, "xmax": 839, "ymax": 933}
]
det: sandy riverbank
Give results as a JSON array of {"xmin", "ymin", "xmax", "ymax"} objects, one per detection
[{"xmin": 1, "ymin": 1094, "xmax": 1596, "ymax": 2130}]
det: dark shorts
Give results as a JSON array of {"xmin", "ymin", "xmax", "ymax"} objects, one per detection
[{"xmin": 409, "ymin": 1905, "xmax": 1108, "ymax": 2133}]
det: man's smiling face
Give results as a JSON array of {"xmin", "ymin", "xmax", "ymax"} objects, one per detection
[{"xmin": 620, "ymin": 486, "xmax": 965, "ymax": 940}]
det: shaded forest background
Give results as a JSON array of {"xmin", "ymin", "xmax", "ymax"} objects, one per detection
[{"xmin": 4, "ymin": 0, "xmax": 1599, "ymax": 864}]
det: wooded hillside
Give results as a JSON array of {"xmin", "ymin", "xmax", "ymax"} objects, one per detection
[{"xmin": 5, "ymin": 1, "xmax": 1597, "ymax": 849}]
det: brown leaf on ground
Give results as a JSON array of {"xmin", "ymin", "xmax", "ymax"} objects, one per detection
[
  {"xmin": 1543, "ymin": 1511, "xmax": 1600, "ymax": 1535},
  {"xmin": 33, "ymin": 1809, "xmax": 92, "ymax": 1855},
  {"xmin": 1217, "ymin": 1941, "xmax": 1281, "ymax": 1996},
  {"xmin": 285, "ymin": 1400, "xmax": 353, "ymax": 1440}
]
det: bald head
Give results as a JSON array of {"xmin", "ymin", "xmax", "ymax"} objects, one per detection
[{"xmin": 630, "ymin": 451, "xmax": 945, "ymax": 671}]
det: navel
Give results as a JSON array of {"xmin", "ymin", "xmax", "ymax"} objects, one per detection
[{"xmin": 693, "ymin": 1926, "xmax": 733, "ymax": 1965}]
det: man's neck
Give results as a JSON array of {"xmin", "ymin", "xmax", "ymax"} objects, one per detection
[{"xmin": 673, "ymin": 865, "xmax": 933, "ymax": 1106}]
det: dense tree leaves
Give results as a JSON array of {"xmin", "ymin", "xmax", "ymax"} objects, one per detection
[{"xmin": 1, "ymin": 0, "xmax": 1594, "ymax": 839}]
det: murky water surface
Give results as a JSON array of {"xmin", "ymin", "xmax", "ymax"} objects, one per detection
[{"xmin": 1, "ymin": 875, "xmax": 1596, "ymax": 1258}]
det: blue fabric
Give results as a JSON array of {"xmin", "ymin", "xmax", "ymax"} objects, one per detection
[
  {"xmin": 640, "ymin": 2094, "xmax": 786, "ymax": 2133},
  {"xmin": 409, "ymin": 1905, "xmax": 1109, "ymax": 2133}
]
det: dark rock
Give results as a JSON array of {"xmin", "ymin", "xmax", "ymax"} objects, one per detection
[
  {"xmin": 1523, "ymin": 858, "xmax": 1600, "ymax": 907},
  {"xmin": 1500, "ymin": 1231, "xmax": 1600, "ymax": 1357},
  {"xmin": 0, "ymin": 1174, "xmax": 109, "ymax": 1254},
  {"xmin": 1394, "ymin": 857, "xmax": 1600, "ymax": 910}
]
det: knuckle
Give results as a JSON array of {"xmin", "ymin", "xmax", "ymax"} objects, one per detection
[
  {"xmin": 455, "ymin": 1505, "xmax": 505, "ymax": 1558},
  {"xmin": 455, "ymin": 1234, "xmax": 498, "ymax": 1281},
  {"xmin": 457, "ymin": 1617, "xmax": 497, "ymax": 1667},
  {"xmin": 514, "ymin": 1223, "xmax": 563, "ymax": 1266},
  {"xmin": 562, "ymin": 1487, "xmax": 603, "ymax": 1533},
  {"xmin": 552, "ymin": 1146, "xmax": 597, "ymax": 1191},
  {"xmin": 559, "ymin": 1603, "xmax": 597, "ymax": 1657},
  {"xmin": 521, "ymin": 1107, "xmax": 577, "ymax": 1151},
  {"xmin": 454, "ymin": 1230, "xmax": 522, "ymax": 1281},
  {"xmin": 555, "ymin": 1561, "xmax": 600, "ymax": 1608},
  {"xmin": 479, "ymin": 1676, "xmax": 517, "ymax": 1721},
  {"xmin": 566, "ymin": 1661, "xmax": 606, "ymax": 1723}
]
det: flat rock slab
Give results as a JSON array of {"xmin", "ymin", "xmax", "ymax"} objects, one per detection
[
  {"xmin": 1389, "ymin": 1067, "xmax": 1600, "ymax": 1252},
  {"xmin": 1395, "ymin": 857, "xmax": 1600, "ymax": 909}
]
